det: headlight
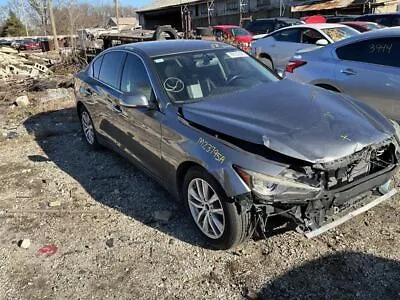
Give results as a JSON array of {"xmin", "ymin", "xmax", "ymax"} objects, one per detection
[
  {"xmin": 390, "ymin": 120, "xmax": 400, "ymax": 146},
  {"xmin": 235, "ymin": 166, "xmax": 320, "ymax": 201}
]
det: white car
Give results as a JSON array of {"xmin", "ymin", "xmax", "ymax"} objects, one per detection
[{"xmin": 250, "ymin": 23, "xmax": 360, "ymax": 74}]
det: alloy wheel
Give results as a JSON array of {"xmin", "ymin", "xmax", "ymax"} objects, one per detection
[
  {"xmin": 81, "ymin": 111, "xmax": 95, "ymax": 145},
  {"xmin": 187, "ymin": 178, "xmax": 225, "ymax": 239}
]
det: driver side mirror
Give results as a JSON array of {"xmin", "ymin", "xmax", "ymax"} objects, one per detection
[
  {"xmin": 120, "ymin": 92, "xmax": 150, "ymax": 108},
  {"xmin": 315, "ymin": 39, "xmax": 328, "ymax": 46}
]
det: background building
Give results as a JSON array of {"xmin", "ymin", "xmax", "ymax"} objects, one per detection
[
  {"xmin": 108, "ymin": 17, "xmax": 139, "ymax": 30},
  {"xmin": 291, "ymin": 0, "xmax": 400, "ymax": 17},
  {"xmin": 137, "ymin": 0, "xmax": 287, "ymax": 30}
]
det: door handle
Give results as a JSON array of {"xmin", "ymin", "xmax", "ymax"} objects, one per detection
[{"xmin": 341, "ymin": 68, "xmax": 357, "ymax": 76}]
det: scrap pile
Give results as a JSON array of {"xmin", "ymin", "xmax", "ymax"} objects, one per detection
[{"xmin": 0, "ymin": 46, "xmax": 56, "ymax": 81}]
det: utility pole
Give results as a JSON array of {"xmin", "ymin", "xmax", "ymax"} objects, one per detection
[
  {"xmin": 48, "ymin": 0, "xmax": 59, "ymax": 50},
  {"xmin": 114, "ymin": 0, "xmax": 120, "ymax": 33}
]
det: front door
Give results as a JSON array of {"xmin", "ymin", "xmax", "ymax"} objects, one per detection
[{"xmin": 112, "ymin": 53, "xmax": 164, "ymax": 179}]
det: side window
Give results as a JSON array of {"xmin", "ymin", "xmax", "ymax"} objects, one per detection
[
  {"xmin": 214, "ymin": 28, "xmax": 223, "ymax": 38},
  {"xmin": 248, "ymin": 21, "xmax": 273, "ymax": 33},
  {"xmin": 262, "ymin": 21, "xmax": 275, "ymax": 33},
  {"xmin": 120, "ymin": 54, "xmax": 153, "ymax": 101},
  {"xmin": 275, "ymin": 21, "xmax": 288, "ymax": 31},
  {"xmin": 272, "ymin": 29, "xmax": 301, "ymax": 43},
  {"xmin": 301, "ymin": 29, "xmax": 324, "ymax": 44},
  {"xmin": 98, "ymin": 51, "xmax": 125, "ymax": 88},
  {"xmin": 392, "ymin": 16, "xmax": 400, "ymax": 26},
  {"xmin": 336, "ymin": 38, "xmax": 400, "ymax": 68},
  {"xmin": 373, "ymin": 16, "xmax": 392, "ymax": 26},
  {"xmin": 92, "ymin": 55, "xmax": 103, "ymax": 79}
]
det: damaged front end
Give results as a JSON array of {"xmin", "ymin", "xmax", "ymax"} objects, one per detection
[{"xmin": 235, "ymin": 139, "xmax": 399, "ymax": 238}]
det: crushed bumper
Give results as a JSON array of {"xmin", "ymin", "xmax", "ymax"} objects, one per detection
[{"xmin": 304, "ymin": 188, "xmax": 397, "ymax": 238}]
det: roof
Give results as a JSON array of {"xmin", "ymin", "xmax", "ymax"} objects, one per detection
[
  {"xmin": 323, "ymin": 26, "xmax": 400, "ymax": 48},
  {"xmin": 109, "ymin": 17, "xmax": 137, "ymax": 25},
  {"xmin": 115, "ymin": 40, "xmax": 236, "ymax": 57},
  {"xmin": 357, "ymin": 12, "xmax": 400, "ymax": 17},
  {"xmin": 351, "ymin": 26, "xmax": 400, "ymax": 38},
  {"xmin": 288, "ymin": 23, "xmax": 350, "ymax": 29},
  {"xmin": 213, "ymin": 25, "xmax": 241, "ymax": 29},
  {"xmin": 340, "ymin": 21, "xmax": 370, "ymax": 25},
  {"xmin": 253, "ymin": 17, "xmax": 301, "ymax": 21},
  {"xmin": 137, "ymin": 0, "xmax": 200, "ymax": 12},
  {"xmin": 291, "ymin": 0, "xmax": 360, "ymax": 12}
]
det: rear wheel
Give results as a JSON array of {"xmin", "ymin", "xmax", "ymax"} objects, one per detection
[
  {"xmin": 183, "ymin": 167, "xmax": 250, "ymax": 249},
  {"xmin": 79, "ymin": 106, "xmax": 100, "ymax": 150},
  {"xmin": 259, "ymin": 57, "xmax": 273, "ymax": 70}
]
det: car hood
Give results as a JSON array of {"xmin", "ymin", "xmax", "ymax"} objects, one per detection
[
  {"xmin": 235, "ymin": 36, "xmax": 253, "ymax": 43},
  {"xmin": 182, "ymin": 79, "xmax": 395, "ymax": 163}
]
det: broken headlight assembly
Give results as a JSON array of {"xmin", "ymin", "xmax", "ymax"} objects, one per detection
[{"xmin": 235, "ymin": 166, "xmax": 321, "ymax": 202}]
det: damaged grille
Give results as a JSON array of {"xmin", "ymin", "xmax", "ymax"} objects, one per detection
[{"xmin": 322, "ymin": 143, "xmax": 396, "ymax": 190}]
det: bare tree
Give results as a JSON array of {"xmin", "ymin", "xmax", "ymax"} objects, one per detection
[
  {"xmin": 48, "ymin": 0, "xmax": 58, "ymax": 49},
  {"xmin": 27, "ymin": 0, "xmax": 48, "ymax": 35}
]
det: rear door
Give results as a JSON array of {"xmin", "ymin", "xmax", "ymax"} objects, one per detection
[
  {"xmin": 269, "ymin": 27, "xmax": 306, "ymax": 71},
  {"xmin": 334, "ymin": 37, "xmax": 400, "ymax": 120},
  {"xmin": 95, "ymin": 50, "xmax": 126, "ymax": 145}
]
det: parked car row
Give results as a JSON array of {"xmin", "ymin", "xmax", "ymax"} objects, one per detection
[
  {"xmin": 75, "ymin": 36, "xmax": 400, "ymax": 249},
  {"xmin": 286, "ymin": 27, "xmax": 400, "ymax": 121},
  {"xmin": 8, "ymin": 38, "xmax": 42, "ymax": 51}
]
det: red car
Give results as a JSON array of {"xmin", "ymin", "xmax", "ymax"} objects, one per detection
[
  {"xmin": 19, "ymin": 39, "xmax": 41, "ymax": 51},
  {"xmin": 213, "ymin": 25, "xmax": 252, "ymax": 51},
  {"xmin": 339, "ymin": 21, "xmax": 383, "ymax": 32}
]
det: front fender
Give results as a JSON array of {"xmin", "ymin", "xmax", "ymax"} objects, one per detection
[{"xmin": 161, "ymin": 110, "xmax": 287, "ymax": 198}]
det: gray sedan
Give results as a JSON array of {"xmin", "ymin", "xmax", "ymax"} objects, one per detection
[
  {"xmin": 286, "ymin": 27, "xmax": 400, "ymax": 120},
  {"xmin": 75, "ymin": 40, "xmax": 399, "ymax": 249}
]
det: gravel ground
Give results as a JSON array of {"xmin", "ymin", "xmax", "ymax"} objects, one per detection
[{"xmin": 1, "ymin": 104, "xmax": 400, "ymax": 300}]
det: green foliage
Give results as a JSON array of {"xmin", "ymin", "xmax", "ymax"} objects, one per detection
[{"xmin": 1, "ymin": 11, "xmax": 26, "ymax": 37}]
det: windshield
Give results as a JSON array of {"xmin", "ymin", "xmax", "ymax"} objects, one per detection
[
  {"xmin": 231, "ymin": 27, "xmax": 250, "ymax": 36},
  {"xmin": 366, "ymin": 23, "xmax": 385, "ymax": 30},
  {"xmin": 321, "ymin": 27, "xmax": 359, "ymax": 42},
  {"xmin": 152, "ymin": 49, "xmax": 278, "ymax": 103}
]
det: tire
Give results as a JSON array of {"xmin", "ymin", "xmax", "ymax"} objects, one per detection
[
  {"xmin": 259, "ymin": 57, "xmax": 273, "ymax": 70},
  {"xmin": 183, "ymin": 167, "xmax": 250, "ymax": 249},
  {"xmin": 152, "ymin": 26, "xmax": 178, "ymax": 40},
  {"xmin": 79, "ymin": 106, "xmax": 101, "ymax": 150}
]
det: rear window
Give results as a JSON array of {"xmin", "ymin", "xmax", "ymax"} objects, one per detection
[
  {"xmin": 246, "ymin": 20, "xmax": 274, "ymax": 33},
  {"xmin": 98, "ymin": 51, "xmax": 125, "ymax": 88},
  {"xmin": 336, "ymin": 37, "xmax": 400, "ymax": 68}
]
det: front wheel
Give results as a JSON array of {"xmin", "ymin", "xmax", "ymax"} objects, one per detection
[{"xmin": 183, "ymin": 167, "xmax": 250, "ymax": 249}]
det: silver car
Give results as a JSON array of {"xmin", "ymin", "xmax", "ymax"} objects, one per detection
[
  {"xmin": 250, "ymin": 23, "xmax": 359, "ymax": 74},
  {"xmin": 286, "ymin": 27, "xmax": 400, "ymax": 120}
]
